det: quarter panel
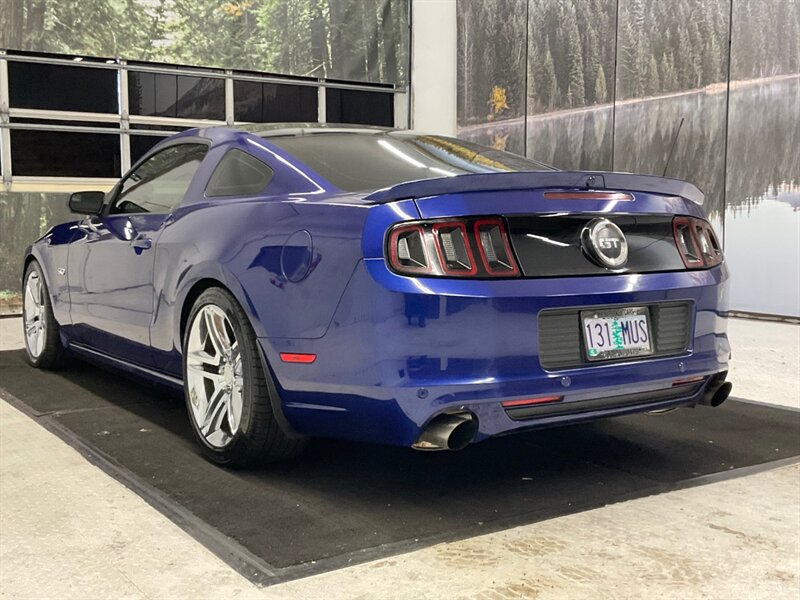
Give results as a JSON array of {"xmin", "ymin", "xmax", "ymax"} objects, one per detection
[{"xmin": 150, "ymin": 196, "xmax": 369, "ymax": 376}]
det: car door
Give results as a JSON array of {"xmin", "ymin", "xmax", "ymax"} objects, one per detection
[{"xmin": 67, "ymin": 142, "xmax": 209, "ymax": 366}]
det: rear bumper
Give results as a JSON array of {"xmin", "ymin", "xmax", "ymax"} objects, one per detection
[{"xmin": 261, "ymin": 260, "xmax": 731, "ymax": 447}]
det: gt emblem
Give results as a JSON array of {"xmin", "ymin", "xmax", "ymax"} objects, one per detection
[
  {"xmin": 57, "ymin": 268, "xmax": 66, "ymax": 276},
  {"xmin": 582, "ymin": 218, "xmax": 628, "ymax": 269}
]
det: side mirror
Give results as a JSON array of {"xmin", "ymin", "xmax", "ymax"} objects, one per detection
[{"xmin": 69, "ymin": 191, "xmax": 105, "ymax": 215}]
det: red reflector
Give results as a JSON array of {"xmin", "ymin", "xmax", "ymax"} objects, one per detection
[
  {"xmin": 672, "ymin": 376, "xmax": 704, "ymax": 387},
  {"xmin": 501, "ymin": 396, "xmax": 562, "ymax": 408},
  {"xmin": 280, "ymin": 353, "xmax": 317, "ymax": 364},
  {"xmin": 544, "ymin": 191, "xmax": 634, "ymax": 201}
]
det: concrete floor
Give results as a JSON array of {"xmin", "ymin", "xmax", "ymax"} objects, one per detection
[{"xmin": 1, "ymin": 316, "xmax": 799, "ymax": 599}]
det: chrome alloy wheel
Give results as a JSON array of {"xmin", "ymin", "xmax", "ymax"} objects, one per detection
[
  {"xmin": 23, "ymin": 270, "xmax": 46, "ymax": 358},
  {"xmin": 185, "ymin": 304, "xmax": 244, "ymax": 448}
]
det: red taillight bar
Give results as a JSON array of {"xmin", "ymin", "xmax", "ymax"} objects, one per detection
[
  {"xmin": 280, "ymin": 353, "xmax": 317, "ymax": 364},
  {"xmin": 501, "ymin": 395, "xmax": 562, "ymax": 408}
]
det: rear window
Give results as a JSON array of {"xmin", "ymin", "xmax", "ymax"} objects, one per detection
[
  {"xmin": 265, "ymin": 133, "xmax": 553, "ymax": 192},
  {"xmin": 206, "ymin": 148, "xmax": 273, "ymax": 197}
]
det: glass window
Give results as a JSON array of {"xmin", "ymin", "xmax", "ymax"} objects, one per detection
[
  {"xmin": 233, "ymin": 81, "xmax": 318, "ymax": 122},
  {"xmin": 266, "ymin": 132, "xmax": 552, "ymax": 192},
  {"xmin": 233, "ymin": 80, "xmax": 262, "ymax": 122},
  {"xmin": 128, "ymin": 72, "xmax": 173, "ymax": 117},
  {"xmin": 326, "ymin": 88, "xmax": 394, "ymax": 126},
  {"xmin": 11, "ymin": 130, "xmax": 120, "ymax": 177},
  {"xmin": 206, "ymin": 149, "xmax": 273, "ymax": 197},
  {"xmin": 129, "ymin": 135, "xmax": 168, "ymax": 164},
  {"xmin": 112, "ymin": 143, "xmax": 208, "ymax": 214},
  {"xmin": 8, "ymin": 62, "xmax": 118, "ymax": 114},
  {"xmin": 128, "ymin": 72, "xmax": 224, "ymax": 120},
  {"xmin": 177, "ymin": 75, "xmax": 225, "ymax": 120}
]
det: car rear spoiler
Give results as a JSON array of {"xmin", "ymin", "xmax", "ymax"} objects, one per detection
[{"xmin": 364, "ymin": 171, "xmax": 704, "ymax": 206}]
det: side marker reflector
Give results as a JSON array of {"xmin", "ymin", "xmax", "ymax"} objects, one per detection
[
  {"xmin": 280, "ymin": 353, "xmax": 317, "ymax": 364},
  {"xmin": 671, "ymin": 376, "xmax": 705, "ymax": 387},
  {"xmin": 501, "ymin": 396, "xmax": 562, "ymax": 408}
]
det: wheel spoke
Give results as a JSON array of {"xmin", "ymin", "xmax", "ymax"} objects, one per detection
[
  {"xmin": 34, "ymin": 275, "xmax": 43, "ymax": 305},
  {"xmin": 186, "ymin": 348, "xmax": 221, "ymax": 369},
  {"xmin": 204, "ymin": 308, "xmax": 231, "ymax": 355},
  {"xmin": 200, "ymin": 387, "xmax": 229, "ymax": 437},
  {"xmin": 228, "ymin": 387, "xmax": 242, "ymax": 433},
  {"xmin": 25, "ymin": 282, "xmax": 37, "ymax": 307}
]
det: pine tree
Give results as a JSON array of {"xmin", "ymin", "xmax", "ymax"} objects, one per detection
[
  {"xmin": 619, "ymin": 20, "xmax": 643, "ymax": 99},
  {"xmin": 564, "ymin": 6, "xmax": 585, "ymax": 107},
  {"xmin": 660, "ymin": 52, "xmax": 678, "ymax": 92},
  {"xmin": 537, "ymin": 44, "xmax": 558, "ymax": 111},
  {"xmin": 594, "ymin": 65, "xmax": 608, "ymax": 104},
  {"xmin": 703, "ymin": 35, "xmax": 722, "ymax": 85},
  {"xmin": 646, "ymin": 54, "xmax": 660, "ymax": 95}
]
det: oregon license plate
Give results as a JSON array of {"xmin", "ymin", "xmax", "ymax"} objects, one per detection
[{"xmin": 581, "ymin": 307, "xmax": 653, "ymax": 361}]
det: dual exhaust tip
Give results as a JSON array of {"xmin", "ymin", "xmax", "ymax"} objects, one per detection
[
  {"xmin": 413, "ymin": 376, "xmax": 732, "ymax": 452},
  {"xmin": 412, "ymin": 413, "xmax": 478, "ymax": 451}
]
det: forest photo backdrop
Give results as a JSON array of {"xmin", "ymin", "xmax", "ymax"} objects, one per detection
[
  {"xmin": 0, "ymin": 0, "xmax": 409, "ymax": 85},
  {"xmin": 458, "ymin": 0, "xmax": 799, "ymax": 316}
]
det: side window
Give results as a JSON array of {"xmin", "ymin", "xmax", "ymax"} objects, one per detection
[
  {"xmin": 112, "ymin": 143, "xmax": 208, "ymax": 214},
  {"xmin": 205, "ymin": 148, "xmax": 273, "ymax": 197}
]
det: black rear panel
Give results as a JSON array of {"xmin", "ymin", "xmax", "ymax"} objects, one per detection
[
  {"xmin": 538, "ymin": 301, "xmax": 692, "ymax": 370},
  {"xmin": 507, "ymin": 214, "xmax": 684, "ymax": 277}
]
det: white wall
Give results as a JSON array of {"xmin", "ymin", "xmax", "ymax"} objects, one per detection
[{"xmin": 410, "ymin": 0, "xmax": 457, "ymax": 135}]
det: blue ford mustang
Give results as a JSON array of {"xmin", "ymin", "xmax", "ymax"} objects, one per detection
[{"xmin": 22, "ymin": 124, "xmax": 732, "ymax": 467}]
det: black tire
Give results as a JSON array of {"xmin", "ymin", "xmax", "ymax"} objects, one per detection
[
  {"xmin": 22, "ymin": 261, "xmax": 66, "ymax": 370},
  {"xmin": 182, "ymin": 287, "xmax": 306, "ymax": 468}
]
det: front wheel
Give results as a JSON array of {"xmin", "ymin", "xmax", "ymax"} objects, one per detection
[
  {"xmin": 183, "ymin": 287, "xmax": 306, "ymax": 468},
  {"xmin": 22, "ymin": 261, "xmax": 65, "ymax": 369}
]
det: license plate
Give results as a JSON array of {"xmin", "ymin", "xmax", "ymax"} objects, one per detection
[{"xmin": 581, "ymin": 307, "xmax": 653, "ymax": 361}]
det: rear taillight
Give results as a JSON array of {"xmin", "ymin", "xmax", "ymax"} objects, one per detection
[
  {"xmin": 432, "ymin": 222, "xmax": 477, "ymax": 275},
  {"xmin": 387, "ymin": 217, "xmax": 520, "ymax": 278},
  {"xmin": 389, "ymin": 224, "xmax": 431, "ymax": 274},
  {"xmin": 474, "ymin": 218, "xmax": 520, "ymax": 276},
  {"xmin": 672, "ymin": 216, "xmax": 723, "ymax": 269}
]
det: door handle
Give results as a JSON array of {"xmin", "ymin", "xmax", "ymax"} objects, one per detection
[{"xmin": 131, "ymin": 236, "xmax": 152, "ymax": 254}]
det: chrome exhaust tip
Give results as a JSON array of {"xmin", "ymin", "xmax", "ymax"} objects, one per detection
[
  {"xmin": 707, "ymin": 381, "xmax": 733, "ymax": 407},
  {"xmin": 699, "ymin": 378, "xmax": 733, "ymax": 407},
  {"xmin": 412, "ymin": 413, "xmax": 478, "ymax": 451}
]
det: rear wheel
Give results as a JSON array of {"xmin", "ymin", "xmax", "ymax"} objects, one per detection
[
  {"xmin": 183, "ymin": 287, "xmax": 305, "ymax": 467},
  {"xmin": 22, "ymin": 261, "xmax": 65, "ymax": 369}
]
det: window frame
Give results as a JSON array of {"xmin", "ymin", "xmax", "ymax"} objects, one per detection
[{"xmin": 105, "ymin": 138, "xmax": 211, "ymax": 217}]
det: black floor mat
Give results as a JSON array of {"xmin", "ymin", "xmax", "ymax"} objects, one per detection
[{"xmin": 2, "ymin": 349, "xmax": 799, "ymax": 584}]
